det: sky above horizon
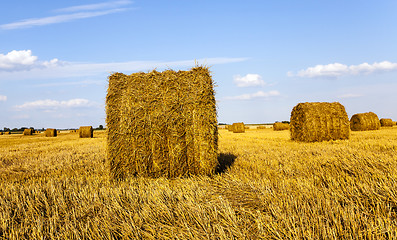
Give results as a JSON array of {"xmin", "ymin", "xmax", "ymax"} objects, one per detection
[{"xmin": 1, "ymin": 0, "xmax": 397, "ymax": 129}]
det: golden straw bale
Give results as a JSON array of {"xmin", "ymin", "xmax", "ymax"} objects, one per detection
[
  {"xmin": 79, "ymin": 126, "xmax": 93, "ymax": 138},
  {"xmin": 106, "ymin": 66, "xmax": 218, "ymax": 179},
  {"xmin": 380, "ymin": 118, "xmax": 394, "ymax": 127},
  {"xmin": 23, "ymin": 129, "xmax": 33, "ymax": 135},
  {"xmin": 273, "ymin": 122, "xmax": 289, "ymax": 131},
  {"xmin": 290, "ymin": 102, "xmax": 350, "ymax": 142},
  {"xmin": 0, "ymin": 132, "xmax": 2, "ymax": 135},
  {"xmin": 232, "ymin": 122, "xmax": 245, "ymax": 133},
  {"xmin": 45, "ymin": 129, "xmax": 57, "ymax": 137},
  {"xmin": 3, "ymin": 131, "xmax": 10, "ymax": 135},
  {"xmin": 350, "ymin": 112, "xmax": 380, "ymax": 131}
]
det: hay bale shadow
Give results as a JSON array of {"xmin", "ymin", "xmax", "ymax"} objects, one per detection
[{"xmin": 216, "ymin": 153, "xmax": 237, "ymax": 174}]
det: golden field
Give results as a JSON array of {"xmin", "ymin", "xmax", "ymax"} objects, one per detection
[{"xmin": 1, "ymin": 128, "xmax": 397, "ymax": 239}]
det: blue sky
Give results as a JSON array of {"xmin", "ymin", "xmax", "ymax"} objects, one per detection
[{"xmin": 1, "ymin": 0, "xmax": 397, "ymax": 129}]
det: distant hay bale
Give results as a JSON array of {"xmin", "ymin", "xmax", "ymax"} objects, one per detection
[
  {"xmin": 23, "ymin": 129, "xmax": 33, "ymax": 135},
  {"xmin": 244, "ymin": 126, "xmax": 250, "ymax": 129},
  {"xmin": 45, "ymin": 129, "xmax": 57, "ymax": 137},
  {"xmin": 290, "ymin": 102, "xmax": 350, "ymax": 142},
  {"xmin": 227, "ymin": 125, "xmax": 234, "ymax": 132},
  {"xmin": 350, "ymin": 112, "xmax": 380, "ymax": 131},
  {"xmin": 380, "ymin": 118, "xmax": 394, "ymax": 127},
  {"xmin": 273, "ymin": 122, "xmax": 289, "ymax": 131},
  {"xmin": 3, "ymin": 131, "xmax": 10, "ymax": 135},
  {"xmin": 106, "ymin": 66, "xmax": 218, "ymax": 179},
  {"xmin": 232, "ymin": 122, "xmax": 245, "ymax": 133},
  {"xmin": 0, "ymin": 132, "xmax": 2, "ymax": 135},
  {"xmin": 79, "ymin": 126, "xmax": 93, "ymax": 138}
]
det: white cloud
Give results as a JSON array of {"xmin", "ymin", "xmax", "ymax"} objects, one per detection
[
  {"xmin": 224, "ymin": 90, "xmax": 280, "ymax": 100},
  {"xmin": 0, "ymin": 1, "xmax": 132, "ymax": 30},
  {"xmin": 0, "ymin": 95, "xmax": 7, "ymax": 101},
  {"xmin": 0, "ymin": 56, "xmax": 248, "ymax": 80},
  {"xmin": 337, "ymin": 93, "xmax": 363, "ymax": 99},
  {"xmin": 0, "ymin": 9, "xmax": 127, "ymax": 30},
  {"xmin": 55, "ymin": 0, "xmax": 132, "ymax": 12},
  {"xmin": 233, "ymin": 74, "xmax": 266, "ymax": 87},
  {"xmin": 14, "ymin": 99, "xmax": 97, "ymax": 110},
  {"xmin": 0, "ymin": 50, "xmax": 61, "ymax": 72},
  {"xmin": 288, "ymin": 61, "xmax": 397, "ymax": 78}
]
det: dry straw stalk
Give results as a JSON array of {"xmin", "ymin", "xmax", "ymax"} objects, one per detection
[
  {"xmin": 350, "ymin": 112, "xmax": 380, "ymax": 131},
  {"xmin": 290, "ymin": 102, "xmax": 350, "ymax": 142},
  {"xmin": 273, "ymin": 122, "xmax": 289, "ymax": 131},
  {"xmin": 380, "ymin": 118, "xmax": 394, "ymax": 127},
  {"xmin": 79, "ymin": 126, "xmax": 93, "ymax": 138},
  {"xmin": 23, "ymin": 129, "xmax": 34, "ymax": 135},
  {"xmin": 45, "ymin": 129, "xmax": 57, "ymax": 137},
  {"xmin": 232, "ymin": 122, "xmax": 245, "ymax": 133},
  {"xmin": 106, "ymin": 66, "xmax": 218, "ymax": 179}
]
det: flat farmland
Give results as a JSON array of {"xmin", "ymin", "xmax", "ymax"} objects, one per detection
[{"xmin": 1, "ymin": 128, "xmax": 397, "ymax": 239}]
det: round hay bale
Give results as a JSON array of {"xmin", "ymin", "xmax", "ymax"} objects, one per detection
[
  {"xmin": 79, "ymin": 126, "xmax": 93, "ymax": 138},
  {"xmin": 380, "ymin": 118, "xmax": 394, "ymax": 127},
  {"xmin": 290, "ymin": 102, "xmax": 350, "ymax": 142},
  {"xmin": 106, "ymin": 66, "xmax": 218, "ymax": 179},
  {"xmin": 350, "ymin": 112, "xmax": 380, "ymax": 131},
  {"xmin": 23, "ymin": 129, "xmax": 34, "ymax": 135},
  {"xmin": 0, "ymin": 132, "xmax": 3, "ymax": 135},
  {"xmin": 273, "ymin": 122, "xmax": 289, "ymax": 131},
  {"xmin": 232, "ymin": 122, "xmax": 245, "ymax": 133},
  {"xmin": 45, "ymin": 128, "xmax": 57, "ymax": 137},
  {"xmin": 3, "ymin": 131, "xmax": 10, "ymax": 135}
]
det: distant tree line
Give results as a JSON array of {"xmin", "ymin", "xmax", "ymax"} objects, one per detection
[{"xmin": 2, "ymin": 125, "xmax": 105, "ymax": 132}]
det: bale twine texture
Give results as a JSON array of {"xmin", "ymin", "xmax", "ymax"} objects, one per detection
[
  {"xmin": 350, "ymin": 112, "xmax": 380, "ymax": 131},
  {"xmin": 79, "ymin": 126, "xmax": 93, "ymax": 138},
  {"xmin": 290, "ymin": 102, "xmax": 350, "ymax": 142},
  {"xmin": 232, "ymin": 122, "xmax": 245, "ymax": 133},
  {"xmin": 273, "ymin": 122, "xmax": 289, "ymax": 131},
  {"xmin": 23, "ymin": 129, "xmax": 33, "ymax": 135},
  {"xmin": 106, "ymin": 66, "xmax": 218, "ymax": 179},
  {"xmin": 45, "ymin": 129, "xmax": 57, "ymax": 137},
  {"xmin": 380, "ymin": 118, "xmax": 394, "ymax": 127}
]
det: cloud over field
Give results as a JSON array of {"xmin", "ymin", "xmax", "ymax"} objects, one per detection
[
  {"xmin": 224, "ymin": 90, "xmax": 280, "ymax": 100},
  {"xmin": 288, "ymin": 61, "xmax": 397, "ymax": 78},
  {"xmin": 0, "ymin": 95, "xmax": 7, "ymax": 101},
  {"xmin": 0, "ymin": 0, "xmax": 132, "ymax": 30},
  {"xmin": 234, "ymin": 74, "xmax": 266, "ymax": 87},
  {"xmin": 0, "ymin": 50, "xmax": 61, "ymax": 72},
  {"xmin": 14, "ymin": 98, "xmax": 97, "ymax": 110}
]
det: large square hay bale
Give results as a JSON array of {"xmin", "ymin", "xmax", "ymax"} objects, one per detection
[
  {"xmin": 380, "ymin": 118, "xmax": 394, "ymax": 127},
  {"xmin": 79, "ymin": 126, "xmax": 93, "ymax": 138},
  {"xmin": 23, "ymin": 129, "xmax": 33, "ymax": 135},
  {"xmin": 232, "ymin": 122, "xmax": 245, "ymax": 133},
  {"xmin": 106, "ymin": 66, "xmax": 218, "ymax": 179},
  {"xmin": 45, "ymin": 128, "xmax": 57, "ymax": 137},
  {"xmin": 350, "ymin": 112, "xmax": 380, "ymax": 131},
  {"xmin": 290, "ymin": 102, "xmax": 350, "ymax": 142},
  {"xmin": 273, "ymin": 122, "xmax": 289, "ymax": 131}
]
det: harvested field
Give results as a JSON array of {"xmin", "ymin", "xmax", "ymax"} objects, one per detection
[{"xmin": 1, "ymin": 128, "xmax": 397, "ymax": 239}]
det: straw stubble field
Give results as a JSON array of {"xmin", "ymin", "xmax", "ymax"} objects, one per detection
[{"xmin": 1, "ymin": 128, "xmax": 397, "ymax": 239}]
